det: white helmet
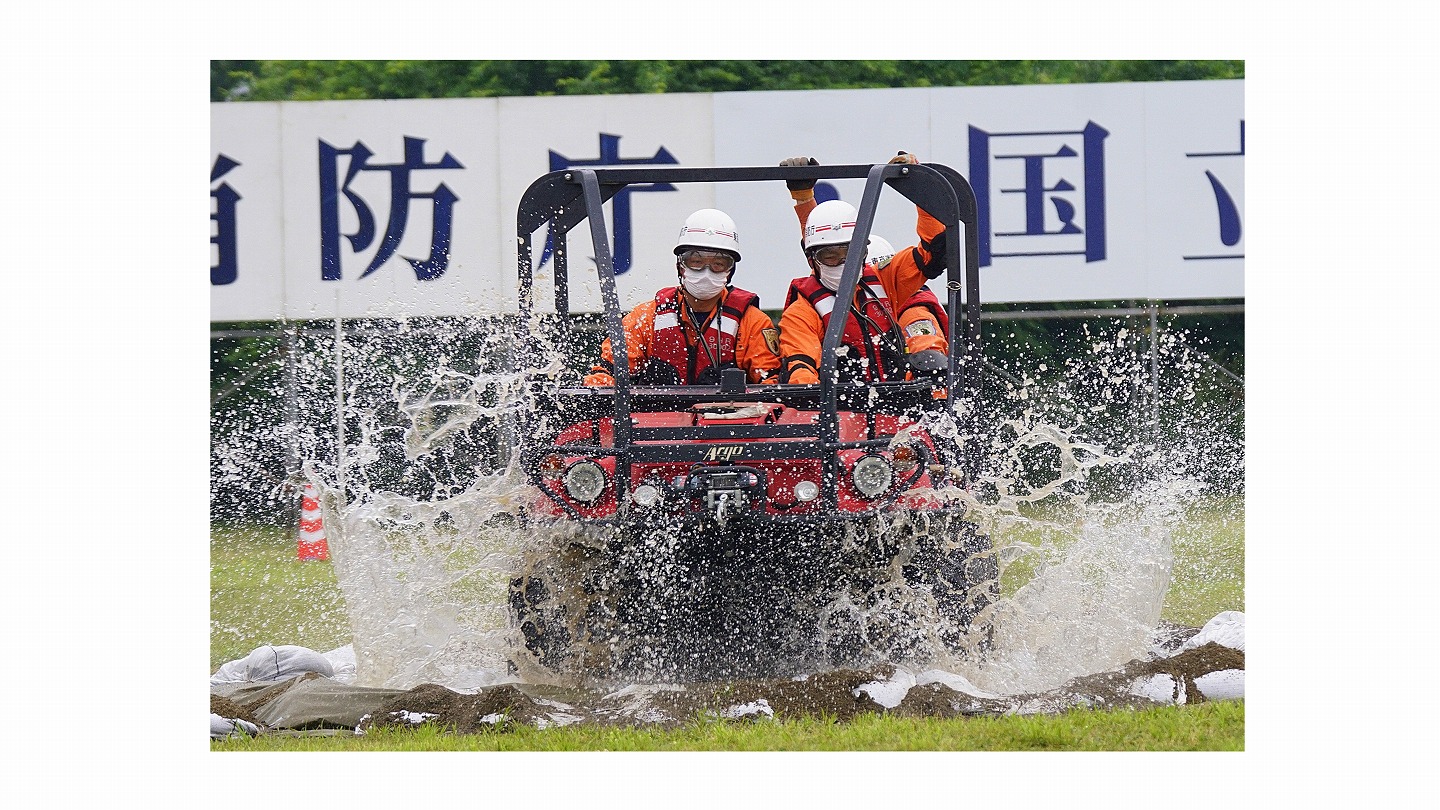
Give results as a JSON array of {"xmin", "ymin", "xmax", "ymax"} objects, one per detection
[
  {"xmin": 674, "ymin": 208, "xmax": 741, "ymax": 262},
  {"xmin": 866, "ymin": 235, "xmax": 895, "ymax": 270},
  {"xmin": 802, "ymin": 199, "xmax": 858, "ymax": 252}
]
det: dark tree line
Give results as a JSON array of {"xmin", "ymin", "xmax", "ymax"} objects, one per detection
[{"xmin": 211, "ymin": 60, "xmax": 1243, "ymax": 102}]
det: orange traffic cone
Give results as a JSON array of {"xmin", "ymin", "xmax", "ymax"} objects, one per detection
[{"xmin": 297, "ymin": 483, "xmax": 330, "ymax": 561}]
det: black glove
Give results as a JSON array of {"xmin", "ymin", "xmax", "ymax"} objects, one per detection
[
  {"xmin": 907, "ymin": 349, "xmax": 948, "ymax": 375},
  {"xmin": 780, "ymin": 156, "xmax": 819, "ymax": 191},
  {"xmin": 916, "ymin": 228, "xmax": 948, "ymax": 278}
]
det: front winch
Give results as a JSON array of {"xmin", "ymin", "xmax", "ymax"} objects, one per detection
[{"xmin": 670, "ymin": 465, "xmax": 766, "ymax": 525}]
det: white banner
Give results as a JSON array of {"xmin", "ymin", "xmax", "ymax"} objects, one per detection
[{"xmin": 210, "ymin": 80, "xmax": 1242, "ymax": 321}]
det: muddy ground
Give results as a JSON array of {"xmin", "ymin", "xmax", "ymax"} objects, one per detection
[{"xmin": 211, "ymin": 624, "xmax": 1243, "ymax": 737}]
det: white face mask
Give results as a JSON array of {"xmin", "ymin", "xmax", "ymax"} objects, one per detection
[
  {"xmin": 818, "ymin": 265, "xmax": 845, "ymax": 292},
  {"xmin": 680, "ymin": 268, "xmax": 727, "ymax": 300}
]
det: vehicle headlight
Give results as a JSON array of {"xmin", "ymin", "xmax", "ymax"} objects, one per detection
[
  {"xmin": 632, "ymin": 483, "xmax": 661, "ymax": 507},
  {"xmin": 851, "ymin": 455, "xmax": 894, "ymax": 499},
  {"xmin": 793, "ymin": 480, "xmax": 820, "ymax": 502},
  {"xmin": 563, "ymin": 460, "xmax": 607, "ymax": 504}
]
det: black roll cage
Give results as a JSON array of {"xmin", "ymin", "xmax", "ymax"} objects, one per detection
[{"xmin": 514, "ymin": 163, "xmax": 984, "ymax": 511}]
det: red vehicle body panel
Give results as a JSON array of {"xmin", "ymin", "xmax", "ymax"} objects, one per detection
[{"xmin": 533, "ymin": 404, "xmax": 938, "ymax": 520}]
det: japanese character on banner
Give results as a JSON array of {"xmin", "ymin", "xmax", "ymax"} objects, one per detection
[
  {"xmin": 211, "ymin": 154, "xmax": 242, "ymax": 285},
  {"xmin": 318, "ymin": 136, "xmax": 464, "ymax": 281},
  {"xmin": 968, "ymin": 122, "xmax": 1110, "ymax": 267},
  {"xmin": 1184, "ymin": 121, "xmax": 1244, "ymax": 261},
  {"xmin": 542, "ymin": 133, "xmax": 679, "ymax": 275}
]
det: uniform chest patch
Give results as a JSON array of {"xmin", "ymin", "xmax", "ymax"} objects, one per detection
[
  {"xmin": 905, "ymin": 319, "xmax": 938, "ymax": 338},
  {"xmin": 762, "ymin": 328, "xmax": 781, "ymax": 356}
]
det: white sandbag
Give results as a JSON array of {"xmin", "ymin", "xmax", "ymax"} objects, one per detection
[
  {"xmin": 1194, "ymin": 669, "xmax": 1245, "ymax": 701},
  {"xmin": 1180, "ymin": 611, "xmax": 1245, "ymax": 653},
  {"xmin": 210, "ymin": 713, "xmax": 259, "ymax": 739},
  {"xmin": 323, "ymin": 644, "xmax": 357, "ymax": 683},
  {"xmin": 1128, "ymin": 674, "xmax": 1184, "ymax": 704},
  {"xmin": 916, "ymin": 669, "xmax": 1002, "ymax": 699},
  {"xmin": 856, "ymin": 669, "xmax": 917, "ymax": 708},
  {"xmin": 210, "ymin": 644, "xmax": 336, "ymax": 686}
]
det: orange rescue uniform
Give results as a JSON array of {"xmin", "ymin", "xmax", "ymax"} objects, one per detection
[
  {"xmin": 896, "ymin": 290, "xmax": 948, "ymax": 355},
  {"xmin": 589, "ymin": 286, "xmax": 781, "ymax": 385},
  {"xmin": 780, "ymin": 204, "xmax": 947, "ymax": 385}
]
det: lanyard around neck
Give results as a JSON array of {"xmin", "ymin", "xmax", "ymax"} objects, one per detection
[{"xmin": 683, "ymin": 299, "xmax": 721, "ymax": 371}]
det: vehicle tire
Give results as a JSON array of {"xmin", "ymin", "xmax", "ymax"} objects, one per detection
[
  {"xmin": 510, "ymin": 535, "xmax": 640, "ymax": 681},
  {"xmin": 931, "ymin": 516, "xmax": 999, "ymax": 655},
  {"xmin": 507, "ymin": 571, "xmax": 574, "ymax": 675}
]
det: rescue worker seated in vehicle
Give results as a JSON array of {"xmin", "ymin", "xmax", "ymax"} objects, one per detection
[
  {"xmin": 583, "ymin": 208, "xmax": 782, "ymax": 387},
  {"xmin": 776, "ymin": 153, "xmax": 950, "ymax": 388}
]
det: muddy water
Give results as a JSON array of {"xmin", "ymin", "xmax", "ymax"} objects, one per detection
[
  {"xmin": 313, "ymin": 457, "xmax": 1186, "ymax": 696},
  {"xmin": 218, "ymin": 317, "xmax": 1242, "ymax": 708}
]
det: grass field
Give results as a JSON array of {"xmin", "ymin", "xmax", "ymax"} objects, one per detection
[
  {"xmin": 992, "ymin": 493, "xmax": 1244, "ymax": 627},
  {"xmin": 210, "ymin": 523, "xmax": 350, "ymax": 672},
  {"xmin": 1165, "ymin": 495, "xmax": 1246, "ymax": 626},
  {"xmin": 210, "ymin": 496, "xmax": 1243, "ymax": 750},
  {"xmin": 212, "ymin": 700, "xmax": 1242, "ymax": 751}
]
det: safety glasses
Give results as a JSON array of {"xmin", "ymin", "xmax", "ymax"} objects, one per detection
[
  {"xmin": 810, "ymin": 245, "xmax": 864, "ymax": 268},
  {"xmin": 679, "ymin": 249, "xmax": 735, "ymax": 272}
]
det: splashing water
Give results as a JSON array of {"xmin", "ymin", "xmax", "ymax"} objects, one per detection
[
  {"xmin": 955, "ymin": 321, "xmax": 1238, "ymax": 693},
  {"xmin": 212, "ymin": 314, "xmax": 1242, "ymax": 695}
]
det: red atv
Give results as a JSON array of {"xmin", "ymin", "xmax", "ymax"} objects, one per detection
[{"xmin": 509, "ymin": 162, "xmax": 997, "ymax": 681}]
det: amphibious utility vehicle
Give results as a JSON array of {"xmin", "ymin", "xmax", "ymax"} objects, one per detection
[{"xmin": 508, "ymin": 162, "xmax": 997, "ymax": 681}]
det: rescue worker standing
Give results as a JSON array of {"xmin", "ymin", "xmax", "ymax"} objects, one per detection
[
  {"xmin": 776, "ymin": 155, "xmax": 949, "ymax": 385},
  {"xmin": 584, "ymin": 208, "xmax": 781, "ymax": 387}
]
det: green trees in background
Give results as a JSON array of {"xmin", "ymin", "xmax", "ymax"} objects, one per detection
[{"xmin": 211, "ymin": 60, "xmax": 1243, "ymax": 102}]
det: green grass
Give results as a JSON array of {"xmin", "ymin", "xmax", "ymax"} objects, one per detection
[
  {"xmin": 1165, "ymin": 495, "xmax": 1245, "ymax": 626},
  {"xmin": 213, "ymin": 700, "xmax": 1241, "ymax": 751},
  {"xmin": 210, "ymin": 524, "xmax": 351, "ymax": 672},
  {"xmin": 991, "ymin": 494, "xmax": 1244, "ymax": 626}
]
